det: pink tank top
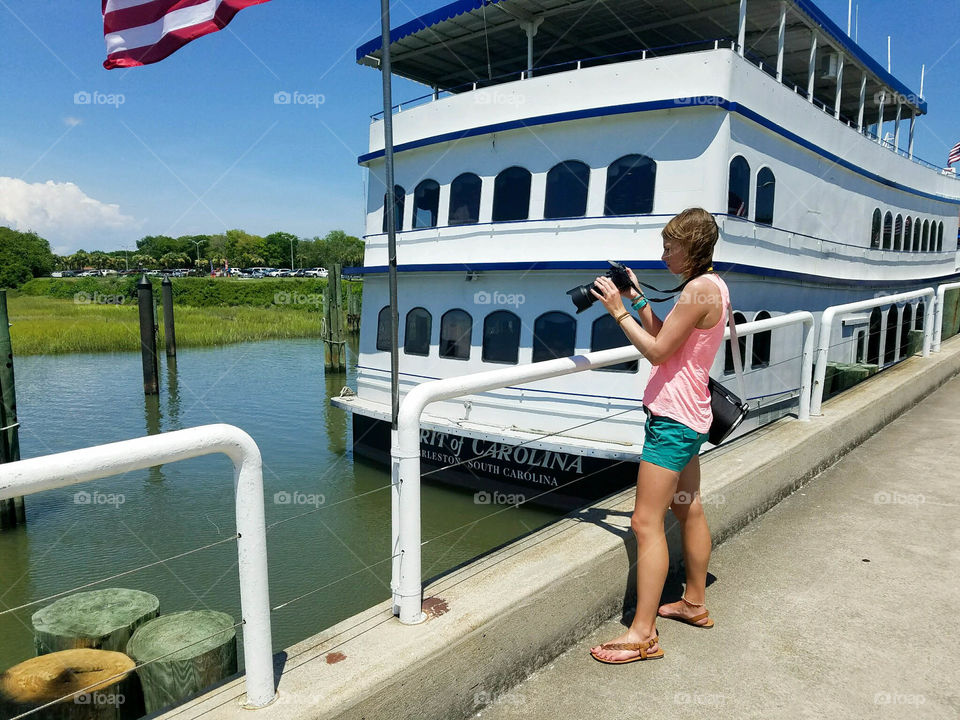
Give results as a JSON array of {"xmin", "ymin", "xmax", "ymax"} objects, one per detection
[{"xmin": 641, "ymin": 273, "xmax": 730, "ymax": 433}]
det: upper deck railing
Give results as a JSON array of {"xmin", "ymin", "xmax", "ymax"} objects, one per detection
[{"xmin": 371, "ymin": 39, "xmax": 957, "ymax": 179}]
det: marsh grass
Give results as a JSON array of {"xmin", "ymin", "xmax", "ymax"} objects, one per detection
[{"xmin": 8, "ymin": 295, "xmax": 324, "ymax": 356}]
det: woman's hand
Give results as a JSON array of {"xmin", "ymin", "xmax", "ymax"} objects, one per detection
[
  {"xmin": 623, "ymin": 266, "xmax": 641, "ymax": 301},
  {"xmin": 590, "ymin": 276, "xmax": 626, "ymax": 316}
]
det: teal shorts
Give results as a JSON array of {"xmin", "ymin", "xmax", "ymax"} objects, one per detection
[{"xmin": 641, "ymin": 411, "xmax": 708, "ymax": 472}]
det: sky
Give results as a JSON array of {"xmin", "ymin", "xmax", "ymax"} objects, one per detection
[{"xmin": 0, "ymin": 0, "xmax": 957, "ymax": 256}]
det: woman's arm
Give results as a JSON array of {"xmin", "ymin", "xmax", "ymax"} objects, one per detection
[
  {"xmin": 620, "ymin": 267, "xmax": 664, "ymax": 336},
  {"xmin": 591, "ymin": 275, "xmax": 713, "ymax": 366}
]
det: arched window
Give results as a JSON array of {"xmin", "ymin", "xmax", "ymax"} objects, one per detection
[
  {"xmin": 751, "ymin": 311, "xmax": 772, "ymax": 367},
  {"xmin": 882, "ymin": 211, "xmax": 893, "ymax": 249},
  {"xmin": 916, "ymin": 301, "xmax": 925, "ymax": 331},
  {"xmin": 439, "ymin": 309, "xmax": 472, "ymax": 360},
  {"xmin": 382, "ymin": 185, "xmax": 405, "ymax": 233},
  {"xmin": 532, "ymin": 312, "xmax": 576, "ymax": 362},
  {"xmin": 903, "ymin": 217, "xmax": 913, "ymax": 252},
  {"xmin": 893, "ymin": 214, "xmax": 903, "ymax": 251},
  {"xmin": 590, "ymin": 315, "xmax": 637, "ymax": 372},
  {"xmin": 899, "ymin": 304, "xmax": 913, "ymax": 358},
  {"xmin": 755, "ymin": 167, "xmax": 775, "ymax": 225},
  {"xmin": 870, "ymin": 208, "xmax": 882, "ymax": 248},
  {"xmin": 482, "ymin": 310, "xmax": 521, "ymax": 364},
  {"xmin": 884, "ymin": 306, "xmax": 898, "ymax": 364},
  {"xmin": 727, "ymin": 156, "xmax": 750, "ymax": 217},
  {"xmin": 604, "ymin": 154, "xmax": 656, "ymax": 216},
  {"xmin": 937, "ymin": 221, "xmax": 944, "ymax": 251},
  {"xmin": 492, "ymin": 166, "xmax": 532, "ymax": 222},
  {"xmin": 376, "ymin": 306, "xmax": 392, "ymax": 351},
  {"xmin": 544, "ymin": 160, "xmax": 590, "ymax": 219},
  {"xmin": 867, "ymin": 308, "xmax": 882, "ymax": 365},
  {"xmin": 412, "ymin": 179, "xmax": 440, "ymax": 229},
  {"xmin": 921, "ymin": 219, "xmax": 929, "ymax": 251},
  {"xmin": 913, "ymin": 217, "xmax": 921, "ymax": 251},
  {"xmin": 448, "ymin": 172, "xmax": 482, "ymax": 225},
  {"xmin": 724, "ymin": 312, "xmax": 748, "ymax": 374},
  {"xmin": 403, "ymin": 307, "xmax": 431, "ymax": 356}
]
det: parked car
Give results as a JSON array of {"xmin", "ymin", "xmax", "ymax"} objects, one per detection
[
  {"xmin": 304, "ymin": 267, "xmax": 328, "ymax": 278},
  {"xmin": 267, "ymin": 268, "xmax": 290, "ymax": 277}
]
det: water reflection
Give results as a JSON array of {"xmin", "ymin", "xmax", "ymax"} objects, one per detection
[
  {"xmin": 165, "ymin": 356, "xmax": 181, "ymax": 428},
  {"xmin": 143, "ymin": 393, "xmax": 165, "ymax": 482}
]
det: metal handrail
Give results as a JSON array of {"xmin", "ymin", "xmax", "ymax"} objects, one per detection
[
  {"xmin": 0, "ymin": 424, "xmax": 275, "ymax": 709},
  {"xmin": 810, "ymin": 289, "xmax": 935, "ymax": 416},
  {"xmin": 390, "ymin": 313, "xmax": 815, "ymax": 623},
  {"xmin": 934, "ymin": 281, "xmax": 960, "ymax": 352}
]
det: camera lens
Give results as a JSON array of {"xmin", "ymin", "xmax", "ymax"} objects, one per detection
[{"xmin": 566, "ymin": 283, "xmax": 597, "ymax": 314}]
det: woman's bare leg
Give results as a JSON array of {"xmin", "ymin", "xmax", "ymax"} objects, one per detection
[
  {"xmin": 659, "ymin": 455, "xmax": 713, "ymax": 622},
  {"xmin": 591, "ymin": 460, "xmax": 679, "ymax": 662}
]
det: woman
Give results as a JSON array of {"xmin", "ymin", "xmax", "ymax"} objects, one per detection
[{"xmin": 588, "ymin": 207, "xmax": 729, "ymax": 664}]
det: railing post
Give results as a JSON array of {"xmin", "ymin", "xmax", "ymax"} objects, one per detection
[
  {"xmin": 392, "ymin": 411, "xmax": 426, "ymax": 624},
  {"xmin": 798, "ymin": 315, "xmax": 815, "ymax": 421}
]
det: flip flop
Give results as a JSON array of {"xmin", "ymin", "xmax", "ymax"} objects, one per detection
[
  {"xmin": 589, "ymin": 636, "xmax": 663, "ymax": 665},
  {"xmin": 657, "ymin": 607, "xmax": 714, "ymax": 628}
]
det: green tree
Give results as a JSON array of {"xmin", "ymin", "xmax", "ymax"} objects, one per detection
[
  {"xmin": 131, "ymin": 253, "xmax": 156, "ymax": 268},
  {"xmin": 0, "ymin": 227, "xmax": 56, "ymax": 287},
  {"xmin": 159, "ymin": 252, "xmax": 190, "ymax": 269},
  {"xmin": 89, "ymin": 251, "xmax": 110, "ymax": 270},
  {"xmin": 317, "ymin": 230, "xmax": 364, "ymax": 268},
  {"xmin": 225, "ymin": 229, "xmax": 267, "ymax": 267},
  {"xmin": 264, "ymin": 231, "xmax": 299, "ymax": 268}
]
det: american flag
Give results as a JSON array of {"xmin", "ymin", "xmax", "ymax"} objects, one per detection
[
  {"xmin": 949, "ymin": 141, "xmax": 960, "ymax": 167},
  {"xmin": 103, "ymin": 0, "xmax": 270, "ymax": 70}
]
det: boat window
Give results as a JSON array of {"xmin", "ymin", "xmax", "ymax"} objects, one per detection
[
  {"xmin": 604, "ymin": 154, "xmax": 656, "ymax": 216},
  {"xmin": 751, "ymin": 311, "xmax": 771, "ymax": 367},
  {"xmin": 938, "ymin": 221, "xmax": 944, "ymax": 251},
  {"xmin": 867, "ymin": 308, "xmax": 881, "ymax": 365},
  {"xmin": 412, "ymin": 179, "xmax": 440, "ymax": 229},
  {"xmin": 590, "ymin": 315, "xmax": 638, "ymax": 372},
  {"xmin": 544, "ymin": 160, "xmax": 590, "ymax": 219},
  {"xmin": 921, "ymin": 219, "xmax": 929, "ymax": 251},
  {"xmin": 532, "ymin": 312, "xmax": 576, "ymax": 362},
  {"xmin": 448, "ymin": 172, "xmax": 482, "ymax": 225},
  {"xmin": 870, "ymin": 208, "xmax": 881, "ymax": 248},
  {"xmin": 376, "ymin": 306, "xmax": 392, "ymax": 351},
  {"xmin": 755, "ymin": 167, "xmax": 775, "ymax": 225},
  {"xmin": 904, "ymin": 217, "xmax": 913, "ymax": 251},
  {"xmin": 900, "ymin": 304, "xmax": 913, "ymax": 358},
  {"xmin": 893, "ymin": 214, "xmax": 903, "ymax": 251},
  {"xmin": 724, "ymin": 312, "xmax": 748, "ymax": 374},
  {"xmin": 492, "ymin": 166, "xmax": 532, "ymax": 222},
  {"xmin": 482, "ymin": 310, "xmax": 521, "ymax": 364},
  {"xmin": 882, "ymin": 211, "xmax": 892, "ymax": 249},
  {"xmin": 916, "ymin": 301, "xmax": 925, "ymax": 331},
  {"xmin": 727, "ymin": 156, "xmax": 750, "ymax": 218},
  {"xmin": 913, "ymin": 217, "xmax": 921, "ymax": 251},
  {"xmin": 404, "ymin": 307, "xmax": 431, "ymax": 356},
  {"xmin": 381, "ymin": 185, "xmax": 405, "ymax": 233},
  {"xmin": 884, "ymin": 306, "xmax": 898, "ymax": 364},
  {"xmin": 439, "ymin": 309, "xmax": 472, "ymax": 360},
  {"xmin": 855, "ymin": 330, "xmax": 866, "ymax": 363}
]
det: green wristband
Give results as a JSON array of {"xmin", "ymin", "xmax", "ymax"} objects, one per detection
[{"xmin": 631, "ymin": 295, "xmax": 648, "ymax": 311}]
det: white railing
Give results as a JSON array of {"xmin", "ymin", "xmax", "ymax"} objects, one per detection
[
  {"xmin": 810, "ymin": 289, "xmax": 935, "ymax": 416},
  {"xmin": 390, "ymin": 312, "xmax": 815, "ymax": 623},
  {"xmin": 934, "ymin": 281, "xmax": 960, "ymax": 352},
  {"xmin": 0, "ymin": 424, "xmax": 275, "ymax": 709}
]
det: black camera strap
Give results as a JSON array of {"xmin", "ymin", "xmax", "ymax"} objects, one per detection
[{"xmin": 636, "ymin": 269, "xmax": 714, "ymax": 302}]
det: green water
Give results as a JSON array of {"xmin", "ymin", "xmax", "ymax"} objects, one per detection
[{"xmin": 0, "ymin": 336, "xmax": 562, "ymax": 671}]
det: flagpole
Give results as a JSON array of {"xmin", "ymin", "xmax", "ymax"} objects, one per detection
[{"xmin": 380, "ymin": 0, "xmax": 400, "ymax": 430}]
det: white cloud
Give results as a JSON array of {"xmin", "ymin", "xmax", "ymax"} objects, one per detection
[{"xmin": 0, "ymin": 177, "xmax": 138, "ymax": 248}]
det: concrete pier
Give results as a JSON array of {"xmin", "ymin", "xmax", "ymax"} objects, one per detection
[
  {"xmin": 156, "ymin": 335, "xmax": 960, "ymax": 720},
  {"xmin": 475, "ymin": 374, "xmax": 960, "ymax": 719}
]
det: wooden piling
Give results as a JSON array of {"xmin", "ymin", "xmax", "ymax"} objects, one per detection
[
  {"xmin": 0, "ymin": 648, "xmax": 144, "ymax": 720},
  {"xmin": 32, "ymin": 588, "xmax": 159, "ymax": 656},
  {"xmin": 137, "ymin": 275, "xmax": 159, "ymax": 395},
  {"xmin": 161, "ymin": 276, "xmax": 176, "ymax": 358},
  {"xmin": 323, "ymin": 263, "xmax": 346, "ymax": 372},
  {"xmin": 125, "ymin": 611, "xmax": 237, "ymax": 715},
  {"xmin": 0, "ymin": 290, "xmax": 25, "ymax": 529}
]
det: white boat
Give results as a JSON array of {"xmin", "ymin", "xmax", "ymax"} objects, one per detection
[{"xmin": 333, "ymin": 0, "xmax": 960, "ymax": 508}]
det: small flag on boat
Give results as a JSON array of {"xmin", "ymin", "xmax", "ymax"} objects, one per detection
[
  {"xmin": 949, "ymin": 141, "xmax": 960, "ymax": 167},
  {"xmin": 103, "ymin": 0, "xmax": 270, "ymax": 70}
]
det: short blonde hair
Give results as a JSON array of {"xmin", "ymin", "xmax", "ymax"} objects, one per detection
[{"xmin": 662, "ymin": 208, "xmax": 718, "ymax": 279}]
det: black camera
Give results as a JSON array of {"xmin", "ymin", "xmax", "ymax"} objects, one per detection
[{"xmin": 566, "ymin": 260, "xmax": 640, "ymax": 314}]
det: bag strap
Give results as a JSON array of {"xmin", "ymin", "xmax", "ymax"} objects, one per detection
[{"xmin": 726, "ymin": 301, "xmax": 747, "ymax": 402}]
